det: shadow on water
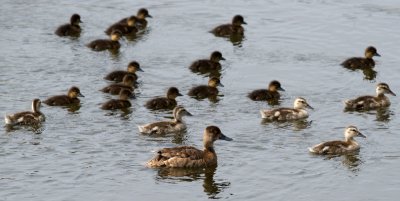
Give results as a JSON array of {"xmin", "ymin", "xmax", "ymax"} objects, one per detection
[
  {"xmin": 344, "ymin": 107, "xmax": 393, "ymax": 122},
  {"xmin": 261, "ymin": 119, "xmax": 312, "ymax": 131},
  {"xmin": 323, "ymin": 153, "xmax": 363, "ymax": 173},
  {"xmin": 156, "ymin": 166, "xmax": 230, "ymax": 199}
]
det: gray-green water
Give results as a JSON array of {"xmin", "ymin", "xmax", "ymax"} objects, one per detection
[{"xmin": 1, "ymin": 0, "xmax": 400, "ymax": 200}]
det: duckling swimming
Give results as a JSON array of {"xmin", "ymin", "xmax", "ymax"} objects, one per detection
[
  {"xmin": 189, "ymin": 51, "xmax": 225, "ymax": 73},
  {"xmin": 5, "ymin": 99, "xmax": 45, "ymax": 126},
  {"xmin": 119, "ymin": 8, "xmax": 152, "ymax": 29},
  {"xmin": 101, "ymin": 89, "xmax": 132, "ymax": 110},
  {"xmin": 104, "ymin": 61, "xmax": 143, "ymax": 82},
  {"xmin": 309, "ymin": 126, "xmax": 366, "ymax": 155},
  {"xmin": 44, "ymin": 86, "xmax": 84, "ymax": 106},
  {"xmin": 105, "ymin": 16, "xmax": 138, "ymax": 36},
  {"xmin": 55, "ymin": 14, "xmax": 82, "ymax": 37},
  {"xmin": 248, "ymin": 80, "xmax": 285, "ymax": 101},
  {"xmin": 101, "ymin": 74, "xmax": 136, "ymax": 95},
  {"xmin": 210, "ymin": 15, "xmax": 247, "ymax": 37},
  {"xmin": 87, "ymin": 30, "xmax": 122, "ymax": 51},
  {"xmin": 138, "ymin": 106, "xmax": 192, "ymax": 135},
  {"xmin": 341, "ymin": 46, "xmax": 381, "ymax": 69},
  {"xmin": 146, "ymin": 125, "xmax": 232, "ymax": 168},
  {"xmin": 344, "ymin": 83, "xmax": 396, "ymax": 110},
  {"xmin": 188, "ymin": 77, "xmax": 224, "ymax": 99},
  {"xmin": 260, "ymin": 97, "xmax": 313, "ymax": 121},
  {"xmin": 145, "ymin": 87, "xmax": 182, "ymax": 110}
]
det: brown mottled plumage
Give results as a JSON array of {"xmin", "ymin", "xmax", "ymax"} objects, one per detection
[
  {"xmin": 5, "ymin": 99, "xmax": 45, "ymax": 126},
  {"xmin": 119, "ymin": 8, "xmax": 152, "ymax": 29},
  {"xmin": 341, "ymin": 46, "xmax": 381, "ymax": 69},
  {"xmin": 101, "ymin": 89, "xmax": 132, "ymax": 110},
  {"xmin": 138, "ymin": 106, "xmax": 192, "ymax": 134},
  {"xmin": 210, "ymin": 15, "xmax": 246, "ymax": 37},
  {"xmin": 188, "ymin": 77, "xmax": 224, "ymax": 99},
  {"xmin": 146, "ymin": 126, "xmax": 232, "ymax": 168},
  {"xmin": 101, "ymin": 74, "xmax": 136, "ymax": 95},
  {"xmin": 104, "ymin": 61, "xmax": 143, "ymax": 82},
  {"xmin": 344, "ymin": 83, "xmax": 396, "ymax": 110},
  {"xmin": 105, "ymin": 16, "xmax": 138, "ymax": 36},
  {"xmin": 87, "ymin": 30, "xmax": 122, "ymax": 51},
  {"xmin": 309, "ymin": 126, "xmax": 366, "ymax": 155},
  {"xmin": 248, "ymin": 80, "xmax": 285, "ymax": 101},
  {"xmin": 55, "ymin": 14, "xmax": 82, "ymax": 37},
  {"xmin": 44, "ymin": 86, "xmax": 84, "ymax": 106},
  {"xmin": 189, "ymin": 51, "xmax": 225, "ymax": 73},
  {"xmin": 260, "ymin": 97, "xmax": 313, "ymax": 121},
  {"xmin": 145, "ymin": 87, "xmax": 182, "ymax": 110}
]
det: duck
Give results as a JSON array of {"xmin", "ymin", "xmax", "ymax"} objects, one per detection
[
  {"xmin": 308, "ymin": 126, "xmax": 366, "ymax": 155},
  {"xmin": 188, "ymin": 77, "xmax": 224, "ymax": 99},
  {"xmin": 55, "ymin": 14, "xmax": 82, "ymax": 37},
  {"xmin": 101, "ymin": 89, "xmax": 132, "ymax": 110},
  {"xmin": 87, "ymin": 30, "xmax": 122, "ymax": 51},
  {"xmin": 248, "ymin": 80, "xmax": 285, "ymax": 101},
  {"xmin": 146, "ymin": 125, "xmax": 232, "ymax": 168},
  {"xmin": 344, "ymin": 83, "xmax": 396, "ymax": 110},
  {"xmin": 43, "ymin": 86, "xmax": 84, "ymax": 106},
  {"xmin": 101, "ymin": 74, "xmax": 136, "ymax": 95},
  {"xmin": 145, "ymin": 87, "xmax": 182, "ymax": 110},
  {"xmin": 105, "ymin": 16, "xmax": 138, "ymax": 36},
  {"xmin": 138, "ymin": 106, "xmax": 192, "ymax": 135},
  {"xmin": 260, "ymin": 97, "xmax": 313, "ymax": 121},
  {"xmin": 5, "ymin": 99, "xmax": 45, "ymax": 126},
  {"xmin": 341, "ymin": 46, "xmax": 381, "ymax": 69},
  {"xmin": 189, "ymin": 51, "xmax": 225, "ymax": 73},
  {"xmin": 104, "ymin": 61, "xmax": 143, "ymax": 82},
  {"xmin": 119, "ymin": 8, "xmax": 152, "ymax": 29},
  {"xmin": 210, "ymin": 15, "xmax": 247, "ymax": 37}
]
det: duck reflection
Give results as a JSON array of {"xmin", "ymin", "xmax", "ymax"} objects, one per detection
[
  {"xmin": 156, "ymin": 166, "xmax": 230, "ymax": 199},
  {"xmin": 323, "ymin": 153, "xmax": 362, "ymax": 173},
  {"xmin": 343, "ymin": 67, "xmax": 377, "ymax": 81},
  {"xmin": 261, "ymin": 119, "xmax": 312, "ymax": 131},
  {"xmin": 345, "ymin": 108, "xmax": 393, "ymax": 122}
]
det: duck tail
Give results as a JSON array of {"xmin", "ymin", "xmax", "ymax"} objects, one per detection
[
  {"xmin": 137, "ymin": 125, "xmax": 145, "ymax": 133},
  {"xmin": 308, "ymin": 147, "xmax": 316, "ymax": 153},
  {"xmin": 260, "ymin": 110, "xmax": 267, "ymax": 119},
  {"xmin": 4, "ymin": 114, "xmax": 13, "ymax": 125}
]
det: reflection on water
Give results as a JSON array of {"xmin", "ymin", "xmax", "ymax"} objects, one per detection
[
  {"xmin": 5, "ymin": 123, "xmax": 45, "ymax": 135},
  {"xmin": 345, "ymin": 107, "xmax": 393, "ymax": 122},
  {"xmin": 229, "ymin": 34, "xmax": 244, "ymax": 47},
  {"xmin": 261, "ymin": 119, "xmax": 312, "ymax": 131},
  {"xmin": 323, "ymin": 153, "xmax": 363, "ymax": 173},
  {"xmin": 156, "ymin": 166, "xmax": 230, "ymax": 199},
  {"xmin": 343, "ymin": 67, "xmax": 377, "ymax": 81}
]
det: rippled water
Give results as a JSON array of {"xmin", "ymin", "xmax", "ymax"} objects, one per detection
[{"xmin": 1, "ymin": 0, "xmax": 400, "ymax": 200}]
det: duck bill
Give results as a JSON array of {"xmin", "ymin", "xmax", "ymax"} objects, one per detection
[
  {"xmin": 242, "ymin": 21, "xmax": 247, "ymax": 25},
  {"xmin": 137, "ymin": 67, "xmax": 144, "ymax": 72},
  {"xmin": 357, "ymin": 132, "xmax": 366, "ymax": 138},
  {"xmin": 185, "ymin": 111, "xmax": 193, "ymax": 116},
  {"xmin": 78, "ymin": 93, "xmax": 85, "ymax": 97},
  {"xmin": 307, "ymin": 104, "xmax": 314, "ymax": 110},
  {"xmin": 278, "ymin": 87, "xmax": 285, "ymax": 91},
  {"xmin": 219, "ymin": 133, "xmax": 233, "ymax": 141},
  {"xmin": 218, "ymin": 83, "xmax": 224, "ymax": 87},
  {"xmin": 147, "ymin": 14, "xmax": 153, "ymax": 18},
  {"xmin": 177, "ymin": 92, "xmax": 183, "ymax": 96},
  {"xmin": 374, "ymin": 52, "xmax": 381, "ymax": 57},
  {"xmin": 79, "ymin": 19, "xmax": 83, "ymax": 23},
  {"xmin": 388, "ymin": 89, "xmax": 396, "ymax": 96},
  {"xmin": 220, "ymin": 57, "xmax": 226, "ymax": 60}
]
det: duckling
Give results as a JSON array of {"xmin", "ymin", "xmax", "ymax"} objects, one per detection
[
  {"xmin": 138, "ymin": 106, "xmax": 192, "ymax": 134},
  {"xmin": 101, "ymin": 89, "xmax": 132, "ymax": 110},
  {"xmin": 55, "ymin": 14, "xmax": 82, "ymax": 37},
  {"xmin": 104, "ymin": 61, "xmax": 143, "ymax": 82},
  {"xmin": 5, "ymin": 99, "xmax": 45, "ymax": 126},
  {"xmin": 189, "ymin": 51, "xmax": 225, "ymax": 73},
  {"xmin": 43, "ymin": 86, "xmax": 84, "ymax": 106},
  {"xmin": 308, "ymin": 126, "xmax": 366, "ymax": 155},
  {"xmin": 188, "ymin": 77, "xmax": 224, "ymax": 99},
  {"xmin": 344, "ymin": 83, "xmax": 396, "ymax": 110},
  {"xmin": 210, "ymin": 15, "xmax": 247, "ymax": 37},
  {"xmin": 248, "ymin": 80, "xmax": 285, "ymax": 101},
  {"xmin": 119, "ymin": 8, "xmax": 152, "ymax": 29},
  {"xmin": 145, "ymin": 87, "xmax": 182, "ymax": 110},
  {"xmin": 101, "ymin": 74, "xmax": 136, "ymax": 95},
  {"xmin": 87, "ymin": 30, "xmax": 122, "ymax": 51},
  {"xmin": 341, "ymin": 46, "xmax": 381, "ymax": 69},
  {"xmin": 260, "ymin": 97, "xmax": 313, "ymax": 121},
  {"xmin": 105, "ymin": 16, "xmax": 138, "ymax": 36},
  {"xmin": 146, "ymin": 125, "xmax": 232, "ymax": 168}
]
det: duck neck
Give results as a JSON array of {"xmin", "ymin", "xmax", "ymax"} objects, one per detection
[
  {"xmin": 173, "ymin": 113, "xmax": 183, "ymax": 123},
  {"xmin": 377, "ymin": 93, "xmax": 386, "ymax": 98},
  {"xmin": 32, "ymin": 101, "xmax": 39, "ymax": 113},
  {"xmin": 345, "ymin": 136, "xmax": 355, "ymax": 143},
  {"xmin": 203, "ymin": 141, "xmax": 215, "ymax": 153}
]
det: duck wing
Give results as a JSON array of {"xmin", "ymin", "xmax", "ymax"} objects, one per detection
[
  {"xmin": 147, "ymin": 146, "xmax": 204, "ymax": 168},
  {"xmin": 345, "ymin": 95, "xmax": 377, "ymax": 110},
  {"xmin": 138, "ymin": 121, "xmax": 176, "ymax": 134},
  {"xmin": 309, "ymin": 140, "xmax": 351, "ymax": 154},
  {"xmin": 43, "ymin": 95, "xmax": 73, "ymax": 106}
]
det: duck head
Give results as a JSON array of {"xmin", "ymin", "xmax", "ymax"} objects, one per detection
[
  {"xmin": 68, "ymin": 86, "xmax": 84, "ymax": 98},
  {"xmin": 293, "ymin": 97, "xmax": 313, "ymax": 110}
]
